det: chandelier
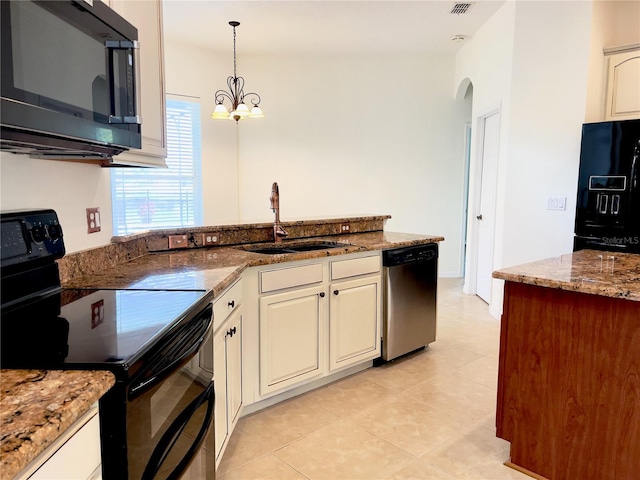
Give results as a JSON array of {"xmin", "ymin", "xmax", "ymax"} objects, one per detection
[{"xmin": 211, "ymin": 21, "xmax": 264, "ymax": 122}]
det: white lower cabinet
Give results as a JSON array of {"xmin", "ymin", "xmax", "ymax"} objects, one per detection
[
  {"xmin": 209, "ymin": 280, "xmax": 243, "ymax": 465},
  {"xmin": 250, "ymin": 253, "xmax": 381, "ymax": 400},
  {"xmin": 226, "ymin": 309, "xmax": 243, "ymax": 431},
  {"xmin": 329, "ymin": 275, "xmax": 380, "ymax": 371},
  {"xmin": 213, "ymin": 321, "xmax": 228, "ymax": 461},
  {"xmin": 17, "ymin": 405, "xmax": 101, "ymax": 480},
  {"xmin": 259, "ymin": 285, "xmax": 325, "ymax": 395}
]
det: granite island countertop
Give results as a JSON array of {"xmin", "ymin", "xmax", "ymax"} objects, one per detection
[
  {"xmin": 0, "ymin": 370, "xmax": 115, "ymax": 479},
  {"xmin": 493, "ymin": 249, "xmax": 640, "ymax": 301}
]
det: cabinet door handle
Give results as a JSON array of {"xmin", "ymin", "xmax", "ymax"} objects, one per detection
[
  {"xmin": 228, "ymin": 300, "xmax": 235, "ymax": 308},
  {"xmin": 476, "ymin": 214, "xmax": 483, "ymax": 220},
  {"xmin": 333, "ymin": 290, "xmax": 339, "ymax": 295},
  {"xmin": 227, "ymin": 326, "xmax": 236, "ymax": 337},
  {"xmin": 319, "ymin": 292, "xmax": 325, "ymax": 298}
]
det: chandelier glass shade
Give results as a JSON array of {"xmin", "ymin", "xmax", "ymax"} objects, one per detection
[{"xmin": 211, "ymin": 21, "xmax": 264, "ymax": 122}]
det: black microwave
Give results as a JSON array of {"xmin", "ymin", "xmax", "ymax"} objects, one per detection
[{"xmin": 0, "ymin": 0, "xmax": 142, "ymax": 161}]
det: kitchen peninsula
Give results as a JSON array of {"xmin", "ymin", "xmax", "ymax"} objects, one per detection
[
  {"xmin": 493, "ymin": 250, "xmax": 640, "ymax": 480},
  {"xmin": 1, "ymin": 215, "xmax": 444, "ymax": 478}
]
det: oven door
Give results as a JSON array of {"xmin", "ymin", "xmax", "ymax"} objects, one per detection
[{"xmin": 123, "ymin": 303, "xmax": 215, "ymax": 480}]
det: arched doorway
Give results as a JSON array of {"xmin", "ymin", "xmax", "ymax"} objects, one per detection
[{"xmin": 454, "ymin": 79, "xmax": 473, "ymax": 277}]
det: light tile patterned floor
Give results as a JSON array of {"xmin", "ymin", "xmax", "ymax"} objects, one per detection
[{"xmin": 217, "ymin": 278, "xmax": 531, "ymax": 480}]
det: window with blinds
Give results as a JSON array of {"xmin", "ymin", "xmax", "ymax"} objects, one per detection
[{"xmin": 111, "ymin": 98, "xmax": 203, "ymax": 236}]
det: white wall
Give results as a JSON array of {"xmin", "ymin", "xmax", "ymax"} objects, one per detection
[
  {"xmin": 0, "ymin": 153, "xmax": 113, "ymax": 253},
  {"xmin": 456, "ymin": 1, "xmax": 593, "ymax": 316},
  {"xmin": 501, "ymin": 1, "xmax": 592, "ymax": 267},
  {"xmin": 163, "ymin": 40, "xmax": 467, "ymax": 276},
  {"xmin": 234, "ymin": 53, "xmax": 465, "ymax": 276},
  {"xmin": 164, "ymin": 40, "xmax": 240, "ymax": 226}
]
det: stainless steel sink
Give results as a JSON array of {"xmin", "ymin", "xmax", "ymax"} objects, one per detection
[
  {"xmin": 244, "ymin": 241, "xmax": 350, "ymax": 255},
  {"xmin": 248, "ymin": 247, "xmax": 295, "ymax": 255}
]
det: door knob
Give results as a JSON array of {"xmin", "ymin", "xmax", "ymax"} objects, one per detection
[
  {"xmin": 333, "ymin": 290, "xmax": 339, "ymax": 295},
  {"xmin": 228, "ymin": 300, "xmax": 235, "ymax": 308},
  {"xmin": 476, "ymin": 214, "xmax": 483, "ymax": 220}
]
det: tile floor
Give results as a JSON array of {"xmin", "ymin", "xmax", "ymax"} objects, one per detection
[{"xmin": 216, "ymin": 278, "xmax": 531, "ymax": 480}]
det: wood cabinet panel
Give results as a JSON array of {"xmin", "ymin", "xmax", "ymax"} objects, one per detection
[
  {"xmin": 108, "ymin": 0, "xmax": 167, "ymax": 166},
  {"xmin": 605, "ymin": 48, "xmax": 640, "ymax": 121},
  {"xmin": 23, "ymin": 407, "xmax": 101, "ymax": 480},
  {"xmin": 329, "ymin": 277, "xmax": 380, "ymax": 370},
  {"xmin": 497, "ymin": 281, "xmax": 640, "ymax": 480},
  {"xmin": 259, "ymin": 287, "xmax": 324, "ymax": 394},
  {"xmin": 226, "ymin": 309, "xmax": 243, "ymax": 427},
  {"xmin": 213, "ymin": 323, "xmax": 228, "ymax": 461}
]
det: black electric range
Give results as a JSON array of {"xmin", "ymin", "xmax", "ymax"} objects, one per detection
[
  {"xmin": 1, "ymin": 209, "xmax": 217, "ymax": 479},
  {"xmin": 1, "ymin": 287, "xmax": 211, "ymax": 379}
]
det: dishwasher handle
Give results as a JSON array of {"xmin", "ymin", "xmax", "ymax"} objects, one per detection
[{"xmin": 382, "ymin": 243, "xmax": 438, "ymax": 267}]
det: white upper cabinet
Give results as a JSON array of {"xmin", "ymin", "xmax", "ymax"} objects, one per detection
[
  {"xmin": 108, "ymin": 0, "xmax": 167, "ymax": 167},
  {"xmin": 604, "ymin": 45, "xmax": 640, "ymax": 121}
]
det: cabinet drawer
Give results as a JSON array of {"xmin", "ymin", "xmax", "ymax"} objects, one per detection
[
  {"xmin": 28, "ymin": 409, "xmax": 101, "ymax": 480},
  {"xmin": 331, "ymin": 255, "xmax": 380, "ymax": 280},
  {"xmin": 260, "ymin": 263, "xmax": 323, "ymax": 293},
  {"xmin": 212, "ymin": 279, "xmax": 243, "ymax": 332}
]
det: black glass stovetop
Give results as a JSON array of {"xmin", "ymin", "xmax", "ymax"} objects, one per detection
[{"xmin": 0, "ymin": 288, "xmax": 210, "ymax": 374}]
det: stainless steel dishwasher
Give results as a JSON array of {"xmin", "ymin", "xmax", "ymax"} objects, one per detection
[{"xmin": 381, "ymin": 243, "xmax": 438, "ymax": 361}]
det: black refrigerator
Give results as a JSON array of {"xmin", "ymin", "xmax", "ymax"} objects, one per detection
[{"xmin": 574, "ymin": 119, "xmax": 640, "ymax": 253}]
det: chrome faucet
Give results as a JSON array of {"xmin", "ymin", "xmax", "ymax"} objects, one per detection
[{"xmin": 270, "ymin": 182, "xmax": 288, "ymax": 243}]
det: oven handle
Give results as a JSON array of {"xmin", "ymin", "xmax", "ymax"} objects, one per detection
[
  {"xmin": 141, "ymin": 380, "xmax": 215, "ymax": 480},
  {"xmin": 129, "ymin": 305, "xmax": 213, "ymax": 400}
]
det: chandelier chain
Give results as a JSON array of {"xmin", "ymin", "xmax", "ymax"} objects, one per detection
[{"xmin": 233, "ymin": 24, "xmax": 237, "ymax": 79}]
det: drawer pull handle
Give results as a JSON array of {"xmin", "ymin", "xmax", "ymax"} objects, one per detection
[
  {"xmin": 319, "ymin": 292, "xmax": 325, "ymax": 298},
  {"xmin": 333, "ymin": 290, "xmax": 339, "ymax": 295},
  {"xmin": 228, "ymin": 300, "xmax": 235, "ymax": 308},
  {"xmin": 227, "ymin": 326, "xmax": 237, "ymax": 337}
]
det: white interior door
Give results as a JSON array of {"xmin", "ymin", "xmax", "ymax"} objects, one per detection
[{"xmin": 475, "ymin": 112, "xmax": 500, "ymax": 303}]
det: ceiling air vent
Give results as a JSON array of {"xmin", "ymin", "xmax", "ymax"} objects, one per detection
[{"xmin": 450, "ymin": 3, "xmax": 473, "ymax": 15}]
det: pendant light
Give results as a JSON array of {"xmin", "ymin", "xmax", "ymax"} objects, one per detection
[{"xmin": 211, "ymin": 21, "xmax": 264, "ymax": 122}]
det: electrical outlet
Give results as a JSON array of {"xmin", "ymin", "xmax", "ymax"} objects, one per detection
[
  {"xmin": 168, "ymin": 234, "xmax": 189, "ymax": 249},
  {"xmin": 340, "ymin": 223, "xmax": 351, "ymax": 233},
  {"xmin": 86, "ymin": 207, "xmax": 101, "ymax": 233},
  {"xmin": 203, "ymin": 232, "xmax": 220, "ymax": 246},
  {"xmin": 91, "ymin": 299, "xmax": 104, "ymax": 329}
]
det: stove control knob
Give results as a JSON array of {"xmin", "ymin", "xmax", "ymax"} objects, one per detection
[
  {"xmin": 31, "ymin": 226, "xmax": 46, "ymax": 243},
  {"xmin": 47, "ymin": 224, "xmax": 62, "ymax": 241}
]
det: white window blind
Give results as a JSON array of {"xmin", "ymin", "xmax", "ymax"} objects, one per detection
[{"xmin": 111, "ymin": 98, "xmax": 203, "ymax": 235}]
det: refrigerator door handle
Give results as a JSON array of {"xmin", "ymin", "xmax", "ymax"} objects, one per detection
[
  {"xmin": 630, "ymin": 139, "xmax": 640, "ymax": 192},
  {"xmin": 598, "ymin": 194, "xmax": 608, "ymax": 214}
]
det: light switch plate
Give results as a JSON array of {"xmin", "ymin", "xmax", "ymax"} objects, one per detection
[
  {"xmin": 168, "ymin": 235, "xmax": 189, "ymax": 249},
  {"xmin": 546, "ymin": 196, "xmax": 566, "ymax": 211}
]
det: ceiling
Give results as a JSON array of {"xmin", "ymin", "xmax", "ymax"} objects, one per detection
[{"xmin": 161, "ymin": 1, "xmax": 506, "ymax": 56}]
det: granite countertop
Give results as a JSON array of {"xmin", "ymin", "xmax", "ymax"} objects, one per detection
[
  {"xmin": 0, "ymin": 370, "xmax": 115, "ymax": 479},
  {"xmin": 64, "ymin": 231, "xmax": 445, "ymax": 294},
  {"xmin": 493, "ymin": 249, "xmax": 640, "ymax": 301}
]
